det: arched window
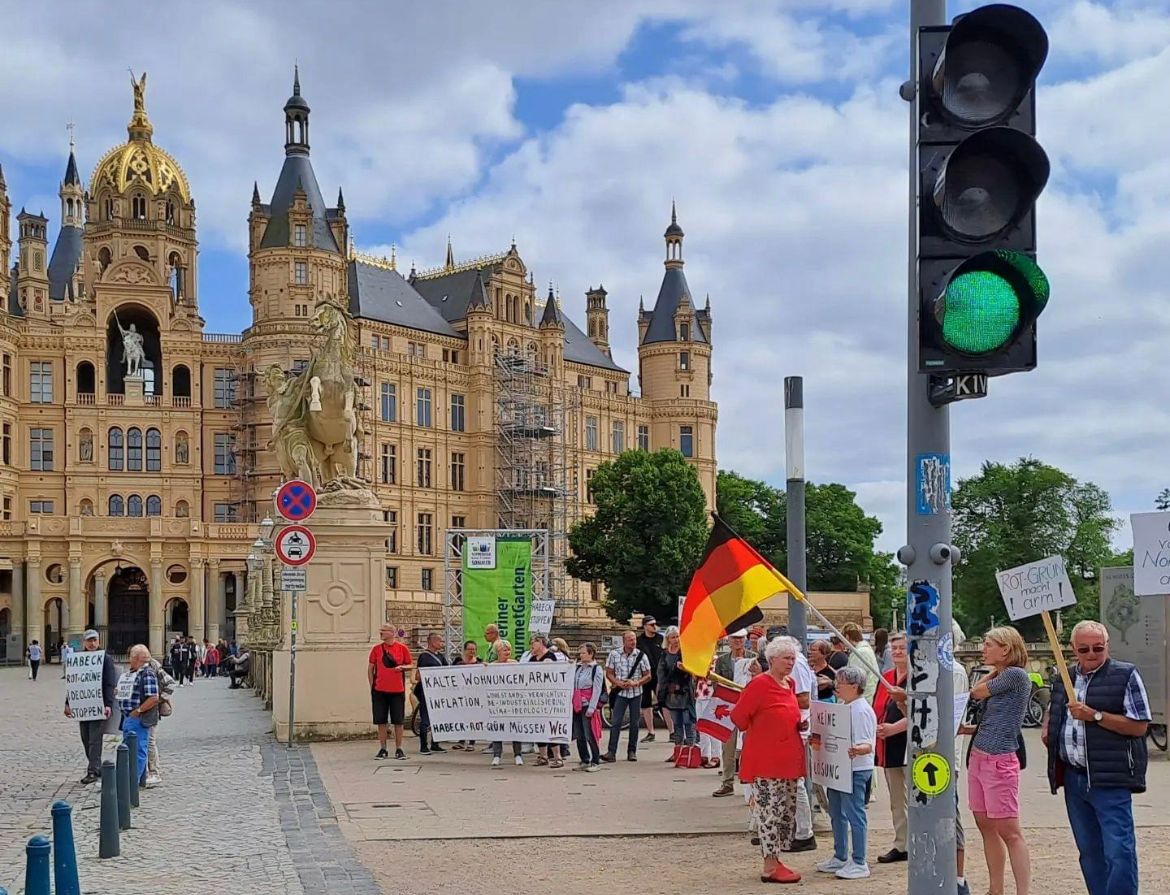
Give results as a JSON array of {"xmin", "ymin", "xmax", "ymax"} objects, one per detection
[
  {"xmin": 76, "ymin": 361, "xmax": 95, "ymax": 396},
  {"xmin": 167, "ymin": 252, "xmax": 183, "ymax": 300},
  {"xmin": 172, "ymin": 365, "xmax": 191, "ymax": 398},
  {"xmin": 165, "ymin": 201, "xmax": 176, "ymax": 225},
  {"xmin": 146, "ymin": 428, "xmax": 162, "ymax": 471},
  {"xmin": 525, "ymin": 301, "xmax": 532, "ymax": 324},
  {"xmin": 127, "ymin": 495, "xmax": 144, "ymax": 517},
  {"xmin": 146, "ymin": 495, "xmax": 162, "ymax": 516},
  {"xmin": 175, "ymin": 500, "xmax": 189, "ymax": 518},
  {"xmin": 108, "ymin": 427, "xmax": 124, "ymax": 471},
  {"xmin": 108, "ymin": 494, "xmax": 124, "ymax": 516},
  {"xmin": 127, "ymin": 428, "xmax": 143, "ymax": 472},
  {"xmin": 98, "ymin": 247, "xmax": 112, "ymax": 272},
  {"xmin": 132, "ymin": 194, "xmax": 147, "ymax": 220},
  {"xmin": 102, "ymin": 195, "xmax": 115, "ymax": 220}
]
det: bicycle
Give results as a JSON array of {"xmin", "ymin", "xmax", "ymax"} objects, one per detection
[{"xmin": 1147, "ymin": 723, "xmax": 1168, "ymax": 752}]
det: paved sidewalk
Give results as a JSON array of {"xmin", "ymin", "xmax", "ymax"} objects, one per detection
[{"xmin": 0, "ymin": 666, "xmax": 375, "ymax": 895}]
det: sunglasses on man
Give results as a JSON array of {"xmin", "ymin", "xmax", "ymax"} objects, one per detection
[{"xmin": 1075, "ymin": 645, "xmax": 1106, "ymax": 655}]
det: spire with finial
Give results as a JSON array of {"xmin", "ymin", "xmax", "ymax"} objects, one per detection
[
  {"xmin": 445, "ymin": 235, "xmax": 454, "ymax": 269},
  {"xmin": 284, "ymin": 65, "xmax": 311, "ymax": 156},
  {"xmin": 251, "ymin": 181, "xmax": 261, "ymax": 205},
  {"xmin": 664, "ymin": 200, "xmax": 685, "ymax": 268},
  {"xmin": 127, "ymin": 70, "xmax": 153, "ymax": 142},
  {"xmin": 336, "ymin": 186, "xmax": 345, "ymax": 212},
  {"xmin": 410, "ymin": 259, "xmax": 417, "ymax": 278},
  {"xmin": 540, "ymin": 282, "xmax": 563, "ymax": 328},
  {"xmin": 389, "ymin": 244, "xmax": 397, "ymax": 271},
  {"xmin": 0, "ymin": 162, "xmax": 6, "ymax": 190},
  {"xmin": 59, "ymin": 127, "xmax": 84, "ymax": 227}
]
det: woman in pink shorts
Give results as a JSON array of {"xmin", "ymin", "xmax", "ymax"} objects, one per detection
[{"xmin": 963, "ymin": 626, "xmax": 1032, "ymax": 895}]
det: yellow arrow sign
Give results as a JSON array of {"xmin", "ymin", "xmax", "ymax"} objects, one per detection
[{"xmin": 911, "ymin": 751, "xmax": 951, "ymax": 797}]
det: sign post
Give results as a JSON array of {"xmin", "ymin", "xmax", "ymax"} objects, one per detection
[
  {"xmin": 276, "ymin": 481, "xmax": 317, "ymax": 748},
  {"xmin": 996, "ymin": 555, "xmax": 1077, "ymax": 698}
]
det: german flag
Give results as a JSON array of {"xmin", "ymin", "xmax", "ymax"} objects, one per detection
[{"xmin": 680, "ymin": 515, "xmax": 805, "ymax": 676}]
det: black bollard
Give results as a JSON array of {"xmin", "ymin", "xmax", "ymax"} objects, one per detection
[
  {"xmin": 115, "ymin": 743, "xmax": 131, "ymax": 831},
  {"xmin": 125, "ymin": 731, "xmax": 140, "ymax": 808},
  {"xmin": 99, "ymin": 760, "xmax": 120, "ymax": 858}
]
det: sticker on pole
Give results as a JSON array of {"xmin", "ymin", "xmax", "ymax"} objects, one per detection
[
  {"xmin": 281, "ymin": 567, "xmax": 307, "ymax": 592},
  {"xmin": 276, "ymin": 480, "xmax": 317, "ymax": 523},
  {"xmin": 995, "ymin": 556, "xmax": 1076, "ymax": 621},
  {"xmin": 275, "ymin": 525, "xmax": 316, "ymax": 566},
  {"xmin": 911, "ymin": 752, "xmax": 951, "ymax": 797}
]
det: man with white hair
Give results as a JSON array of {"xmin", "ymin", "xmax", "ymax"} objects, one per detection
[
  {"xmin": 1043, "ymin": 619, "xmax": 1149, "ymax": 895},
  {"xmin": 116, "ymin": 644, "xmax": 160, "ymax": 785}
]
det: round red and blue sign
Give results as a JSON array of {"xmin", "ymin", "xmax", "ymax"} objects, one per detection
[{"xmin": 276, "ymin": 479, "xmax": 317, "ymax": 523}]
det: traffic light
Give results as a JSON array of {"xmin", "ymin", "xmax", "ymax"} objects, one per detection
[{"xmin": 917, "ymin": 4, "xmax": 1050, "ymax": 377}]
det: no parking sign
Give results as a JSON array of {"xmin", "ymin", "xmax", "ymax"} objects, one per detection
[{"xmin": 276, "ymin": 480, "xmax": 317, "ymax": 523}]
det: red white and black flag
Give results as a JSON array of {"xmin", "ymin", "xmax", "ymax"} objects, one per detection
[{"xmin": 696, "ymin": 683, "xmax": 740, "ymax": 743}]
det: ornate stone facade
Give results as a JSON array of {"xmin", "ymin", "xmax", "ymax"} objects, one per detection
[{"xmin": 0, "ymin": 73, "xmax": 718, "ymax": 659}]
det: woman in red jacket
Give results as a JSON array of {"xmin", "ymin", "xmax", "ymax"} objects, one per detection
[
  {"xmin": 730, "ymin": 637, "xmax": 807, "ymax": 885},
  {"xmin": 873, "ymin": 631, "xmax": 910, "ymax": 864}
]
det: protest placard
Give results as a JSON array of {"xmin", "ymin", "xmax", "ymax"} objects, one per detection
[
  {"xmin": 66, "ymin": 650, "xmax": 108, "ymax": 721},
  {"xmin": 528, "ymin": 600, "xmax": 554, "ymax": 636},
  {"xmin": 419, "ymin": 662, "xmax": 573, "ymax": 743},
  {"xmin": 809, "ymin": 701, "xmax": 852, "ymax": 794},
  {"xmin": 996, "ymin": 555, "xmax": 1077, "ymax": 698},
  {"xmin": 1131, "ymin": 512, "xmax": 1170, "ymax": 597},
  {"xmin": 996, "ymin": 556, "xmax": 1076, "ymax": 621}
]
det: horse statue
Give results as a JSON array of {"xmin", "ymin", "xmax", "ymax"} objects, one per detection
[{"xmin": 265, "ymin": 301, "xmax": 370, "ymax": 502}]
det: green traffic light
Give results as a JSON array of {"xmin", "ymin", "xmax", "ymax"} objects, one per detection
[{"xmin": 937, "ymin": 250, "xmax": 1049, "ymax": 356}]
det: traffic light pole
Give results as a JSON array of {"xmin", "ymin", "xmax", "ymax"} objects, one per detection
[
  {"xmin": 784, "ymin": 376, "xmax": 807, "ymax": 646},
  {"xmin": 903, "ymin": 1, "xmax": 958, "ymax": 894}
]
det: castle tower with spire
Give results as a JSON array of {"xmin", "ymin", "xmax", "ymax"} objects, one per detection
[
  {"xmin": 637, "ymin": 204, "xmax": 716, "ymax": 505},
  {"xmin": 244, "ymin": 67, "xmax": 349, "ymax": 517}
]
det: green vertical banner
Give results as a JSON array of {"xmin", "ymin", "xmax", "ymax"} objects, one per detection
[{"xmin": 462, "ymin": 535, "xmax": 533, "ymax": 659}]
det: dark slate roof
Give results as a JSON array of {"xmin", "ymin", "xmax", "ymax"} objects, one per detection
[
  {"xmin": 564, "ymin": 314, "xmax": 626, "ymax": 372},
  {"xmin": 412, "ymin": 268, "xmax": 490, "ymax": 322},
  {"xmin": 47, "ymin": 225, "xmax": 83, "ymax": 300},
  {"xmin": 63, "ymin": 150, "xmax": 81, "ymax": 186},
  {"xmin": 259, "ymin": 154, "xmax": 340, "ymax": 253},
  {"xmin": 7, "ymin": 265, "xmax": 23, "ymax": 317},
  {"xmin": 348, "ymin": 261, "xmax": 461, "ymax": 338},
  {"xmin": 641, "ymin": 266, "xmax": 708, "ymax": 345},
  {"xmin": 539, "ymin": 294, "xmax": 562, "ymax": 327}
]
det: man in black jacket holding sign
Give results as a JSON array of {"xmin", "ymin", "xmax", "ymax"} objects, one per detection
[
  {"xmin": 414, "ymin": 632, "xmax": 449, "ymax": 755},
  {"xmin": 64, "ymin": 630, "xmax": 119, "ymax": 785}
]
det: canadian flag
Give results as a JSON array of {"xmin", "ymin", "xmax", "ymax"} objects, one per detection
[{"xmin": 696, "ymin": 683, "xmax": 741, "ymax": 743}]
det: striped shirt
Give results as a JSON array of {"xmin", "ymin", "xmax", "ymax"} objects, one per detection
[
  {"xmin": 1061, "ymin": 664, "xmax": 1151, "ymax": 768},
  {"xmin": 115, "ymin": 667, "xmax": 159, "ymax": 715},
  {"xmin": 971, "ymin": 665, "xmax": 1031, "ymax": 754}
]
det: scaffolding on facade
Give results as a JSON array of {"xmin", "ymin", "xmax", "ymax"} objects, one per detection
[{"xmin": 493, "ymin": 350, "xmax": 581, "ymax": 625}]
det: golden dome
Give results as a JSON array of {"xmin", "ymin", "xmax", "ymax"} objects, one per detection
[{"xmin": 89, "ymin": 72, "xmax": 191, "ymax": 203}]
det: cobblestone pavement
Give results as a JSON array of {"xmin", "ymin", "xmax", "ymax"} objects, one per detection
[{"xmin": 0, "ymin": 665, "xmax": 377, "ymax": 895}]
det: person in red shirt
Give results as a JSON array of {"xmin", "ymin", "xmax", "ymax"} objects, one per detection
[
  {"xmin": 368, "ymin": 624, "xmax": 414, "ymax": 760},
  {"xmin": 731, "ymin": 637, "xmax": 807, "ymax": 885}
]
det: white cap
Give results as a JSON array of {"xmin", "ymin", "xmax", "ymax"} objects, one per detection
[{"xmin": 729, "ymin": 629, "xmax": 748, "ymax": 638}]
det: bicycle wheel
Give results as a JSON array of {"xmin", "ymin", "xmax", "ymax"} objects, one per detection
[
  {"xmin": 410, "ymin": 707, "xmax": 421, "ymax": 737},
  {"xmin": 1023, "ymin": 693, "xmax": 1044, "ymax": 728},
  {"xmin": 1149, "ymin": 723, "xmax": 1168, "ymax": 752}
]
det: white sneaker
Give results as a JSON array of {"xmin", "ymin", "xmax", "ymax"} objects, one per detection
[
  {"xmin": 144, "ymin": 775, "xmax": 161, "ymax": 787},
  {"xmin": 835, "ymin": 861, "xmax": 871, "ymax": 880},
  {"xmin": 491, "ymin": 757, "xmax": 501, "ymax": 767},
  {"xmin": 816, "ymin": 857, "xmax": 847, "ymax": 874},
  {"xmin": 515, "ymin": 755, "xmax": 524, "ymax": 766},
  {"xmin": 584, "ymin": 764, "xmax": 599, "ymax": 773}
]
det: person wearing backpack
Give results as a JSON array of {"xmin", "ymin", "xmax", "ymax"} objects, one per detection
[
  {"xmin": 572, "ymin": 643, "xmax": 606, "ymax": 770},
  {"xmin": 144, "ymin": 655, "xmax": 178, "ymax": 786}
]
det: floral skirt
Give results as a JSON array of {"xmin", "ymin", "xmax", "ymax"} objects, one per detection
[{"xmin": 752, "ymin": 777, "xmax": 799, "ymax": 858}]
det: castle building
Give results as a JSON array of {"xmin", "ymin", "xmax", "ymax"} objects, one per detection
[{"xmin": 0, "ymin": 73, "xmax": 717, "ymax": 659}]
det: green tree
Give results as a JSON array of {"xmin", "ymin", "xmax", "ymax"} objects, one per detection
[
  {"xmin": 567, "ymin": 449, "xmax": 707, "ymax": 623},
  {"xmin": 715, "ymin": 472, "xmax": 901, "ymax": 628},
  {"xmin": 952, "ymin": 457, "xmax": 1116, "ymax": 638},
  {"xmin": 1156, "ymin": 488, "xmax": 1170, "ymax": 511}
]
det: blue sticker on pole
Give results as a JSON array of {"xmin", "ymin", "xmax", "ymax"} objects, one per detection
[
  {"xmin": 915, "ymin": 452, "xmax": 951, "ymax": 515},
  {"xmin": 908, "ymin": 580, "xmax": 940, "ymax": 637}
]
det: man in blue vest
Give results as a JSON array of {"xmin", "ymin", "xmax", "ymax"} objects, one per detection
[{"xmin": 1043, "ymin": 620, "xmax": 1149, "ymax": 895}]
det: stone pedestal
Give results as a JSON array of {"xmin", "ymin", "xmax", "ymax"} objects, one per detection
[
  {"xmin": 270, "ymin": 497, "xmax": 387, "ymax": 742},
  {"xmin": 124, "ymin": 373, "xmax": 146, "ymax": 407}
]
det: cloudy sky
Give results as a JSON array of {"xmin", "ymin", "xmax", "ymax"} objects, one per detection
[{"xmin": 1, "ymin": 0, "xmax": 1166, "ymax": 553}]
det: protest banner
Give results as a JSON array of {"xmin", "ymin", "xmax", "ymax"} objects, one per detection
[
  {"xmin": 996, "ymin": 555, "xmax": 1076, "ymax": 698},
  {"xmin": 809, "ymin": 701, "xmax": 852, "ymax": 794},
  {"xmin": 462, "ymin": 535, "xmax": 533, "ymax": 657},
  {"xmin": 528, "ymin": 600, "xmax": 554, "ymax": 636},
  {"xmin": 419, "ymin": 662, "xmax": 573, "ymax": 743},
  {"xmin": 65, "ymin": 650, "xmax": 108, "ymax": 721},
  {"xmin": 1131, "ymin": 512, "xmax": 1170, "ymax": 597},
  {"xmin": 1101, "ymin": 566, "xmax": 1167, "ymax": 723}
]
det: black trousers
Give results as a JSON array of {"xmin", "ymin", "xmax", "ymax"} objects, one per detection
[
  {"xmin": 418, "ymin": 692, "xmax": 432, "ymax": 749},
  {"xmin": 80, "ymin": 719, "xmax": 105, "ymax": 776},
  {"xmin": 29, "ymin": 660, "xmax": 40, "ymax": 680}
]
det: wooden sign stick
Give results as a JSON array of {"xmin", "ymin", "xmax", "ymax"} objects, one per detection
[{"xmin": 1041, "ymin": 609, "xmax": 1075, "ymax": 700}]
